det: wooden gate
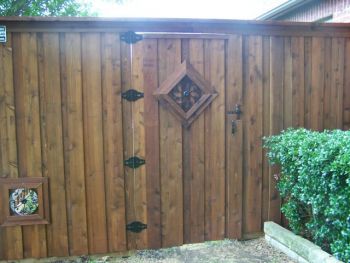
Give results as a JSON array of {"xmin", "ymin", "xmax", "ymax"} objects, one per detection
[{"xmin": 1, "ymin": 18, "xmax": 350, "ymax": 261}]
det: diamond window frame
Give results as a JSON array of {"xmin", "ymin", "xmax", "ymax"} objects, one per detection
[
  {"xmin": 0, "ymin": 177, "xmax": 50, "ymax": 226},
  {"xmin": 154, "ymin": 60, "xmax": 217, "ymax": 127}
]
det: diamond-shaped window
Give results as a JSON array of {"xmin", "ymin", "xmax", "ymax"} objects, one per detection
[{"xmin": 154, "ymin": 61, "xmax": 217, "ymax": 127}]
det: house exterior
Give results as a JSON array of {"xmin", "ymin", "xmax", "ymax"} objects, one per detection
[{"xmin": 257, "ymin": 0, "xmax": 350, "ymax": 22}]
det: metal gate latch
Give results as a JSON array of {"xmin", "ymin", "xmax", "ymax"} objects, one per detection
[
  {"xmin": 122, "ymin": 89, "xmax": 144, "ymax": 101},
  {"xmin": 126, "ymin": 221, "xmax": 147, "ymax": 233},
  {"xmin": 124, "ymin": 156, "xmax": 145, "ymax": 169}
]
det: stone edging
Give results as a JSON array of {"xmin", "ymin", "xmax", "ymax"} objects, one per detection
[{"xmin": 264, "ymin": 221, "xmax": 342, "ymax": 263}]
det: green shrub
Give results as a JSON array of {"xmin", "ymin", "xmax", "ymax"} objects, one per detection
[{"xmin": 264, "ymin": 128, "xmax": 350, "ymax": 262}]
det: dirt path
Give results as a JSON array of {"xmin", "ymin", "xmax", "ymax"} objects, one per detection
[{"xmin": 43, "ymin": 237, "xmax": 295, "ymax": 263}]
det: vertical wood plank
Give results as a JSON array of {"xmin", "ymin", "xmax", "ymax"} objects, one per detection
[
  {"xmin": 323, "ymin": 38, "xmax": 332, "ymax": 130},
  {"xmin": 131, "ymin": 41, "xmax": 148, "ymax": 249},
  {"xmin": 143, "ymin": 39, "xmax": 162, "ymax": 249},
  {"xmin": 226, "ymin": 35, "xmax": 243, "ymax": 239},
  {"xmin": 158, "ymin": 39, "xmax": 183, "ymax": 247},
  {"xmin": 37, "ymin": 33, "xmax": 68, "ymax": 257},
  {"xmin": 304, "ymin": 37, "xmax": 312, "ymax": 129},
  {"xmin": 204, "ymin": 39, "xmax": 226, "ymax": 240},
  {"xmin": 330, "ymin": 38, "xmax": 345, "ymax": 129},
  {"xmin": 261, "ymin": 36, "xmax": 271, "ymax": 226},
  {"xmin": 344, "ymin": 39, "xmax": 350, "ymax": 130},
  {"xmin": 183, "ymin": 39, "xmax": 206, "ymax": 243},
  {"xmin": 268, "ymin": 36, "xmax": 283, "ymax": 224},
  {"xmin": 60, "ymin": 33, "xmax": 88, "ymax": 255},
  {"xmin": 283, "ymin": 37, "xmax": 293, "ymax": 129},
  {"xmin": 291, "ymin": 37, "xmax": 305, "ymax": 127},
  {"xmin": 243, "ymin": 36, "xmax": 264, "ymax": 235},
  {"xmin": 13, "ymin": 32, "xmax": 47, "ymax": 259},
  {"xmin": 310, "ymin": 37, "xmax": 325, "ymax": 131},
  {"xmin": 101, "ymin": 33, "xmax": 127, "ymax": 252},
  {"xmin": 0, "ymin": 33, "xmax": 24, "ymax": 260},
  {"xmin": 81, "ymin": 33, "xmax": 108, "ymax": 254}
]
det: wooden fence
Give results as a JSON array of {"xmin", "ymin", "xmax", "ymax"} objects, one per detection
[{"xmin": 0, "ymin": 18, "xmax": 349, "ymax": 260}]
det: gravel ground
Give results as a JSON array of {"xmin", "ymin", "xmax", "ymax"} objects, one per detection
[{"xmin": 41, "ymin": 237, "xmax": 295, "ymax": 263}]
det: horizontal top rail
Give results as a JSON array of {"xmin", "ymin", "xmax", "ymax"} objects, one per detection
[{"xmin": 0, "ymin": 17, "xmax": 350, "ymax": 36}]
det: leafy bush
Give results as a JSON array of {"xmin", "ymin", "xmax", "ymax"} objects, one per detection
[{"xmin": 264, "ymin": 129, "xmax": 350, "ymax": 262}]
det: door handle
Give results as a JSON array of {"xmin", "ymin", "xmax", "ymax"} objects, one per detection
[{"xmin": 227, "ymin": 104, "xmax": 243, "ymax": 120}]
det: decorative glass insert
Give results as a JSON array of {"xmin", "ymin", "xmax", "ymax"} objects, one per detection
[
  {"xmin": 154, "ymin": 61, "xmax": 217, "ymax": 127},
  {"xmin": 9, "ymin": 188, "xmax": 39, "ymax": 216},
  {"xmin": 169, "ymin": 76, "xmax": 203, "ymax": 112}
]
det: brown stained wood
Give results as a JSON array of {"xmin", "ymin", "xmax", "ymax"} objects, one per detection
[
  {"xmin": 131, "ymin": 41, "xmax": 148, "ymax": 249},
  {"xmin": 81, "ymin": 33, "xmax": 108, "ymax": 254},
  {"xmin": 268, "ymin": 36, "xmax": 283, "ymax": 224},
  {"xmin": 304, "ymin": 37, "xmax": 312, "ymax": 129},
  {"xmin": 330, "ymin": 38, "xmax": 345, "ymax": 129},
  {"xmin": 243, "ymin": 36, "xmax": 264, "ymax": 236},
  {"xmin": 101, "ymin": 33, "xmax": 127, "ymax": 252},
  {"xmin": 323, "ymin": 38, "xmax": 333, "ymax": 130},
  {"xmin": 0, "ymin": 33, "xmax": 23, "ymax": 260},
  {"xmin": 310, "ymin": 37, "xmax": 325, "ymax": 131},
  {"xmin": 291, "ymin": 37, "xmax": 305, "ymax": 127},
  {"xmin": 226, "ymin": 35, "xmax": 243, "ymax": 239},
  {"xmin": 12, "ymin": 32, "xmax": 47, "ymax": 259},
  {"xmin": 143, "ymin": 39, "xmax": 162, "ymax": 249},
  {"xmin": 158, "ymin": 39, "xmax": 183, "ymax": 247},
  {"xmin": 60, "ymin": 33, "xmax": 88, "ymax": 255},
  {"xmin": 344, "ymin": 39, "xmax": 350, "ymax": 130},
  {"xmin": 37, "ymin": 33, "xmax": 69, "ymax": 257},
  {"xmin": 204, "ymin": 39, "xmax": 226, "ymax": 241},
  {"xmin": 261, "ymin": 36, "xmax": 270, "ymax": 227},
  {"xmin": 184, "ymin": 39, "xmax": 205, "ymax": 243},
  {"xmin": 283, "ymin": 37, "xmax": 293, "ymax": 129}
]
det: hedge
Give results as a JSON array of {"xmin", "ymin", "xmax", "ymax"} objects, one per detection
[{"xmin": 264, "ymin": 129, "xmax": 350, "ymax": 262}]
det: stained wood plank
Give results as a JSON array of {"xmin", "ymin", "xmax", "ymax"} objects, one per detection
[
  {"xmin": 37, "ymin": 33, "xmax": 69, "ymax": 257},
  {"xmin": 261, "ymin": 36, "xmax": 270, "ymax": 226},
  {"xmin": 283, "ymin": 37, "xmax": 293, "ymax": 129},
  {"xmin": 304, "ymin": 37, "xmax": 312, "ymax": 129},
  {"xmin": 330, "ymin": 38, "xmax": 345, "ymax": 129},
  {"xmin": 143, "ymin": 39, "xmax": 162, "ymax": 249},
  {"xmin": 101, "ymin": 33, "xmax": 127, "ymax": 252},
  {"xmin": 60, "ymin": 33, "xmax": 88, "ymax": 255},
  {"xmin": 291, "ymin": 37, "xmax": 305, "ymax": 127},
  {"xmin": 243, "ymin": 36, "xmax": 264, "ymax": 235},
  {"xmin": 323, "ymin": 38, "xmax": 332, "ymax": 130},
  {"xmin": 183, "ymin": 39, "xmax": 206, "ymax": 243},
  {"xmin": 0, "ymin": 33, "xmax": 24, "ymax": 261},
  {"xmin": 226, "ymin": 35, "xmax": 243, "ymax": 239},
  {"xmin": 81, "ymin": 33, "xmax": 108, "ymax": 254},
  {"xmin": 344, "ymin": 39, "xmax": 350, "ymax": 130},
  {"xmin": 310, "ymin": 37, "xmax": 325, "ymax": 131},
  {"xmin": 158, "ymin": 39, "xmax": 183, "ymax": 247},
  {"xmin": 12, "ymin": 32, "xmax": 47, "ymax": 259},
  {"xmin": 130, "ymin": 41, "xmax": 148, "ymax": 249},
  {"xmin": 268, "ymin": 36, "xmax": 283, "ymax": 224},
  {"xmin": 204, "ymin": 39, "xmax": 226, "ymax": 240}
]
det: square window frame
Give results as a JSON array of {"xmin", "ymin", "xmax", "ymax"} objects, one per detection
[{"xmin": 0, "ymin": 177, "xmax": 50, "ymax": 226}]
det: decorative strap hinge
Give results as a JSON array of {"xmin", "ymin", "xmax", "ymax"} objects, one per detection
[
  {"xmin": 126, "ymin": 221, "xmax": 147, "ymax": 233},
  {"xmin": 124, "ymin": 156, "xmax": 145, "ymax": 169},
  {"xmin": 120, "ymin": 31, "xmax": 143, "ymax": 44},
  {"xmin": 122, "ymin": 89, "xmax": 144, "ymax": 102}
]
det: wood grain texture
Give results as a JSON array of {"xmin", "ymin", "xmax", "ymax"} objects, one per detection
[
  {"xmin": 226, "ymin": 35, "xmax": 243, "ymax": 239},
  {"xmin": 81, "ymin": 33, "xmax": 108, "ymax": 254},
  {"xmin": 143, "ymin": 39, "xmax": 162, "ymax": 248},
  {"xmin": 0, "ymin": 33, "xmax": 24, "ymax": 260},
  {"xmin": 183, "ymin": 39, "xmax": 206, "ymax": 243},
  {"xmin": 243, "ymin": 36, "xmax": 264, "ymax": 235},
  {"xmin": 12, "ymin": 32, "xmax": 47, "ymax": 259},
  {"xmin": 158, "ymin": 39, "xmax": 183, "ymax": 247},
  {"xmin": 268, "ymin": 36, "xmax": 283, "ymax": 224},
  {"xmin": 204, "ymin": 39, "xmax": 226, "ymax": 240},
  {"xmin": 101, "ymin": 33, "xmax": 127, "ymax": 252},
  {"xmin": 344, "ymin": 39, "xmax": 350, "ymax": 130},
  {"xmin": 60, "ymin": 33, "xmax": 88, "ymax": 255},
  {"xmin": 37, "ymin": 33, "xmax": 69, "ymax": 257}
]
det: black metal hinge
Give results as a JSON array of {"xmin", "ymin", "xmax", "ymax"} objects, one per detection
[
  {"xmin": 122, "ymin": 89, "xmax": 144, "ymax": 102},
  {"xmin": 120, "ymin": 31, "xmax": 143, "ymax": 44},
  {"xmin": 124, "ymin": 156, "xmax": 145, "ymax": 169},
  {"xmin": 126, "ymin": 221, "xmax": 147, "ymax": 233}
]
